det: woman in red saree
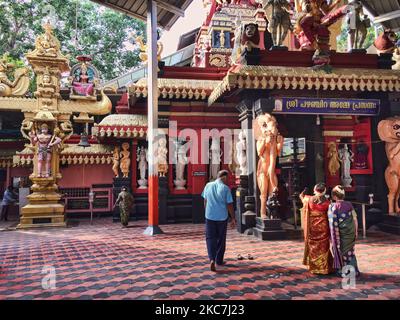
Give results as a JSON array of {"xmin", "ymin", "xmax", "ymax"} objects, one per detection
[{"xmin": 300, "ymin": 183, "xmax": 333, "ymax": 275}]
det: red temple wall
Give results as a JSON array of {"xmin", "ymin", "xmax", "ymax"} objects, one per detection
[{"xmin": 59, "ymin": 165, "xmax": 114, "ymax": 188}]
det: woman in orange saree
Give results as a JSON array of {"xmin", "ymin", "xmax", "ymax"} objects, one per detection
[{"xmin": 300, "ymin": 183, "xmax": 333, "ymax": 275}]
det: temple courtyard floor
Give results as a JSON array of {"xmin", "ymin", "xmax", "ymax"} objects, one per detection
[{"xmin": 0, "ymin": 218, "xmax": 399, "ymax": 300}]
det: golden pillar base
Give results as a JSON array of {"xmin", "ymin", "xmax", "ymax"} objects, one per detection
[{"xmin": 17, "ymin": 177, "xmax": 66, "ymax": 229}]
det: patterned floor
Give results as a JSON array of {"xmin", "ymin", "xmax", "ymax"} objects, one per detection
[{"xmin": 0, "ymin": 218, "xmax": 399, "ymax": 300}]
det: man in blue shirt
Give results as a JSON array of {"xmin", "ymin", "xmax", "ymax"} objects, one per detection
[
  {"xmin": 1, "ymin": 186, "xmax": 16, "ymax": 221},
  {"xmin": 202, "ymin": 170, "xmax": 236, "ymax": 272}
]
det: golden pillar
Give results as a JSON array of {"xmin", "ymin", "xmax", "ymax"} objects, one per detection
[
  {"xmin": 17, "ymin": 23, "xmax": 71, "ymax": 228},
  {"xmin": 14, "ymin": 23, "xmax": 112, "ymax": 228}
]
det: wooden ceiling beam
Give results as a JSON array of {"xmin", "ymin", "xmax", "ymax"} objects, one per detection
[{"xmin": 155, "ymin": 1, "xmax": 185, "ymax": 17}]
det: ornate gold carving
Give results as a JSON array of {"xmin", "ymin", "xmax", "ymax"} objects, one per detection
[
  {"xmin": 0, "ymin": 54, "xmax": 30, "ymax": 97},
  {"xmin": 30, "ymin": 23, "xmax": 63, "ymax": 58},
  {"xmin": 327, "ymin": 142, "xmax": 340, "ymax": 176},
  {"xmin": 112, "ymin": 146, "xmax": 120, "ymax": 177},
  {"xmin": 136, "ymin": 36, "xmax": 163, "ymax": 62},
  {"xmin": 97, "ymin": 114, "xmax": 147, "ymax": 127},
  {"xmin": 130, "ymin": 78, "xmax": 218, "ymax": 100},
  {"xmin": 209, "ymin": 54, "xmax": 227, "ymax": 68},
  {"xmin": 323, "ymin": 131, "xmax": 353, "ymax": 137},
  {"xmin": 59, "ymin": 89, "xmax": 112, "ymax": 115},
  {"xmin": 119, "ymin": 143, "xmax": 130, "ymax": 178}
]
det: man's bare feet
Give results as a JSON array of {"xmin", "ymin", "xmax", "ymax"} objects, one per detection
[{"xmin": 210, "ymin": 260, "xmax": 216, "ymax": 272}]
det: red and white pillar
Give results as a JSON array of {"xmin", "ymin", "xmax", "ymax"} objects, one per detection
[{"xmin": 144, "ymin": 0, "xmax": 163, "ymax": 235}]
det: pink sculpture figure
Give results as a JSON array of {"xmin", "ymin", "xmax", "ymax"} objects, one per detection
[
  {"xmin": 294, "ymin": 0, "xmax": 348, "ymax": 64},
  {"xmin": 29, "ymin": 123, "xmax": 61, "ymax": 178},
  {"xmin": 72, "ymin": 56, "xmax": 95, "ymax": 97}
]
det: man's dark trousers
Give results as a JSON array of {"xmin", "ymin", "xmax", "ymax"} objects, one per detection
[
  {"xmin": 205, "ymin": 218, "xmax": 228, "ymax": 265},
  {"xmin": 0, "ymin": 205, "xmax": 9, "ymax": 221}
]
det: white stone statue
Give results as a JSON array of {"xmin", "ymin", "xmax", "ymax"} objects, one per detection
[
  {"xmin": 236, "ymin": 130, "xmax": 248, "ymax": 176},
  {"xmin": 209, "ymin": 137, "xmax": 222, "ymax": 180},
  {"xmin": 137, "ymin": 146, "xmax": 148, "ymax": 189},
  {"xmin": 174, "ymin": 140, "xmax": 189, "ymax": 190},
  {"xmin": 338, "ymin": 144, "xmax": 354, "ymax": 187}
]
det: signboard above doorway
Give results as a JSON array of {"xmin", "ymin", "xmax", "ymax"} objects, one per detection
[{"xmin": 273, "ymin": 97, "xmax": 380, "ymax": 116}]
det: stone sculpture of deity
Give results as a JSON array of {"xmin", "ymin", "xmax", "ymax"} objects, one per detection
[
  {"xmin": 236, "ymin": 130, "xmax": 248, "ymax": 176},
  {"xmin": 29, "ymin": 123, "xmax": 61, "ymax": 178},
  {"xmin": 256, "ymin": 114, "xmax": 283, "ymax": 218},
  {"xmin": 209, "ymin": 137, "xmax": 222, "ymax": 180},
  {"xmin": 265, "ymin": 0, "xmax": 293, "ymax": 48},
  {"xmin": 327, "ymin": 142, "xmax": 341, "ymax": 176},
  {"xmin": 137, "ymin": 146, "xmax": 148, "ymax": 189},
  {"xmin": 338, "ymin": 143, "xmax": 354, "ymax": 187},
  {"xmin": 112, "ymin": 146, "xmax": 120, "ymax": 178},
  {"xmin": 157, "ymin": 137, "xmax": 168, "ymax": 177},
  {"xmin": 119, "ymin": 143, "xmax": 130, "ymax": 178},
  {"xmin": 174, "ymin": 140, "xmax": 189, "ymax": 190},
  {"xmin": 347, "ymin": 0, "xmax": 370, "ymax": 50}
]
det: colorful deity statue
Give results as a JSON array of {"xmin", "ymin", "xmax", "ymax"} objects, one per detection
[
  {"xmin": 231, "ymin": 22, "xmax": 261, "ymax": 65},
  {"xmin": 294, "ymin": 0, "xmax": 349, "ymax": 65},
  {"xmin": 69, "ymin": 55, "xmax": 99, "ymax": 99},
  {"xmin": 241, "ymin": 23, "xmax": 261, "ymax": 53},
  {"xmin": 256, "ymin": 114, "xmax": 283, "ymax": 218},
  {"xmin": 373, "ymin": 29, "xmax": 398, "ymax": 55},
  {"xmin": 29, "ymin": 123, "xmax": 62, "ymax": 178}
]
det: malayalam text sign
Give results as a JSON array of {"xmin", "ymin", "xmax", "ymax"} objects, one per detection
[{"xmin": 274, "ymin": 97, "xmax": 380, "ymax": 116}]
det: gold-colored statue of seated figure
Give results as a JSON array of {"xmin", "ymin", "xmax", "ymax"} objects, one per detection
[
  {"xmin": 68, "ymin": 55, "xmax": 99, "ymax": 100},
  {"xmin": 0, "ymin": 53, "xmax": 30, "ymax": 97}
]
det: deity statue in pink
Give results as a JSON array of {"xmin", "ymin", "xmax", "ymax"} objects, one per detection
[
  {"xmin": 70, "ymin": 55, "xmax": 96, "ymax": 98},
  {"xmin": 29, "ymin": 123, "xmax": 61, "ymax": 178}
]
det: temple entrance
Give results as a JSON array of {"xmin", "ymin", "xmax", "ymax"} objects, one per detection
[{"xmin": 275, "ymin": 115, "xmax": 324, "ymax": 223}]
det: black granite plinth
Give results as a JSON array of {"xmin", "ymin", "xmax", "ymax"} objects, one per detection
[
  {"xmin": 349, "ymin": 49, "xmax": 367, "ymax": 54},
  {"xmin": 378, "ymin": 214, "xmax": 400, "ymax": 235},
  {"xmin": 253, "ymin": 217, "xmax": 286, "ymax": 240}
]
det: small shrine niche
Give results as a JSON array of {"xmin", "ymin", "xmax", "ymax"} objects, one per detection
[{"xmin": 68, "ymin": 55, "xmax": 100, "ymax": 101}]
